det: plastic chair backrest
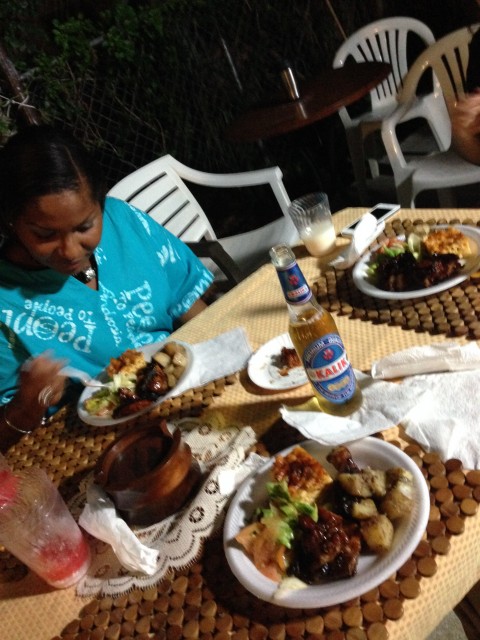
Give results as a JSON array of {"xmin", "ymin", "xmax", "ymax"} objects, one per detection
[
  {"xmin": 333, "ymin": 17, "xmax": 435, "ymax": 118},
  {"xmin": 107, "ymin": 155, "xmax": 217, "ymax": 243},
  {"xmin": 107, "ymin": 154, "xmax": 295, "ymax": 282},
  {"xmin": 399, "ymin": 24, "xmax": 480, "ymax": 118}
]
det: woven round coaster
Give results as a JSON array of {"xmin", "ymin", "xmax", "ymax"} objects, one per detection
[
  {"xmin": 313, "ymin": 217, "xmax": 480, "ymax": 340},
  {"xmin": 5, "ymin": 374, "xmax": 237, "ymax": 485},
  {"xmin": 44, "ymin": 424, "xmax": 480, "ymax": 640}
]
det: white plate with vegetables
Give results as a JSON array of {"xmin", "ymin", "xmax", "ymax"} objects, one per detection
[
  {"xmin": 352, "ymin": 224, "xmax": 480, "ymax": 300},
  {"xmin": 77, "ymin": 340, "xmax": 193, "ymax": 427},
  {"xmin": 223, "ymin": 438, "xmax": 429, "ymax": 608}
]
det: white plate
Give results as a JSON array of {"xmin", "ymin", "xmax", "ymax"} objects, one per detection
[
  {"xmin": 248, "ymin": 333, "xmax": 308, "ymax": 391},
  {"xmin": 223, "ymin": 437, "xmax": 430, "ymax": 609},
  {"xmin": 352, "ymin": 224, "xmax": 480, "ymax": 300},
  {"xmin": 77, "ymin": 340, "xmax": 193, "ymax": 427}
]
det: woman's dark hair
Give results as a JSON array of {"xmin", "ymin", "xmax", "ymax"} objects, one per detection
[{"xmin": 0, "ymin": 124, "xmax": 107, "ymax": 228}]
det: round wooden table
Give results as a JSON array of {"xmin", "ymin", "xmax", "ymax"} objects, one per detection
[{"xmin": 225, "ymin": 61, "xmax": 392, "ymax": 142}]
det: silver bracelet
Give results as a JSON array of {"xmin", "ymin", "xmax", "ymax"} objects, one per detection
[{"xmin": 2, "ymin": 403, "xmax": 33, "ymax": 435}]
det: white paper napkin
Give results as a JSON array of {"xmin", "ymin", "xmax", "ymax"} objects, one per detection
[
  {"xmin": 79, "ymin": 484, "xmax": 159, "ymax": 575},
  {"xmin": 280, "ymin": 371, "xmax": 426, "ymax": 445},
  {"xmin": 400, "ymin": 370, "xmax": 480, "ymax": 469},
  {"xmin": 217, "ymin": 452, "xmax": 267, "ymax": 495},
  {"xmin": 371, "ymin": 342, "xmax": 480, "ymax": 379},
  {"xmin": 329, "ymin": 213, "xmax": 385, "ymax": 270},
  {"xmin": 281, "ymin": 344, "xmax": 480, "ymax": 468},
  {"xmin": 174, "ymin": 327, "xmax": 252, "ymax": 395}
]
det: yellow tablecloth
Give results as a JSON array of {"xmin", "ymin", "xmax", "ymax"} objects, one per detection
[{"xmin": 2, "ymin": 207, "xmax": 480, "ymax": 640}]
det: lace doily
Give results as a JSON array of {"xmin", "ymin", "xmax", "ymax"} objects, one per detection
[{"xmin": 71, "ymin": 421, "xmax": 257, "ymax": 597}]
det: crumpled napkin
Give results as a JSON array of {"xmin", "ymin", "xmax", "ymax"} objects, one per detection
[
  {"xmin": 281, "ymin": 343, "xmax": 480, "ymax": 469},
  {"xmin": 173, "ymin": 327, "xmax": 252, "ymax": 395},
  {"xmin": 280, "ymin": 371, "xmax": 426, "ymax": 445},
  {"xmin": 79, "ymin": 484, "xmax": 158, "ymax": 575},
  {"xmin": 400, "ymin": 369, "xmax": 480, "ymax": 469},
  {"xmin": 371, "ymin": 342, "xmax": 480, "ymax": 379},
  {"xmin": 217, "ymin": 452, "xmax": 267, "ymax": 495},
  {"xmin": 329, "ymin": 213, "xmax": 385, "ymax": 270}
]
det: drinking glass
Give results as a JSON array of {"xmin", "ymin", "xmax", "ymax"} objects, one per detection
[
  {"xmin": 0, "ymin": 466, "xmax": 91, "ymax": 588},
  {"xmin": 288, "ymin": 192, "xmax": 336, "ymax": 256}
]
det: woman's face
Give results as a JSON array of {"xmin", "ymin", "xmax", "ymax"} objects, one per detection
[{"xmin": 12, "ymin": 180, "xmax": 103, "ymax": 276}]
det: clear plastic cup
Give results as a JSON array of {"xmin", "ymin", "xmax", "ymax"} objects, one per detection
[
  {"xmin": 288, "ymin": 192, "xmax": 336, "ymax": 256},
  {"xmin": 0, "ymin": 466, "xmax": 90, "ymax": 588}
]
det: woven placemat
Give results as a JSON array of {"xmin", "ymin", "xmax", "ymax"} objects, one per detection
[
  {"xmin": 313, "ymin": 217, "xmax": 480, "ymax": 341},
  {"xmin": 40, "ymin": 423, "xmax": 480, "ymax": 640},
  {"xmin": 0, "ymin": 375, "xmax": 236, "ymax": 584}
]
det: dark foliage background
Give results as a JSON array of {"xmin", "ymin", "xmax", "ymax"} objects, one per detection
[{"xmin": 1, "ymin": 0, "xmax": 479, "ymax": 233}]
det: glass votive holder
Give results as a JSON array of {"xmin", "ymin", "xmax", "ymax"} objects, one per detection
[{"xmin": 288, "ymin": 192, "xmax": 336, "ymax": 257}]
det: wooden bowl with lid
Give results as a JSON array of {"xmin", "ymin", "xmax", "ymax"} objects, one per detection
[{"xmin": 94, "ymin": 419, "xmax": 201, "ymax": 526}]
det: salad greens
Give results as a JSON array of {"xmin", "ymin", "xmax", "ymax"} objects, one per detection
[
  {"xmin": 83, "ymin": 372, "xmax": 136, "ymax": 416},
  {"xmin": 367, "ymin": 232, "xmax": 423, "ymax": 278},
  {"xmin": 256, "ymin": 480, "xmax": 318, "ymax": 548}
]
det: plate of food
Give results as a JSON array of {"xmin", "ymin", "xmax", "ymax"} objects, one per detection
[
  {"xmin": 247, "ymin": 333, "xmax": 308, "ymax": 391},
  {"xmin": 77, "ymin": 340, "xmax": 193, "ymax": 427},
  {"xmin": 223, "ymin": 438, "xmax": 429, "ymax": 608},
  {"xmin": 352, "ymin": 224, "xmax": 480, "ymax": 300}
]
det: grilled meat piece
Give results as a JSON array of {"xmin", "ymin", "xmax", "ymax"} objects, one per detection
[
  {"xmin": 113, "ymin": 398, "xmax": 154, "ymax": 418},
  {"xmin": 135, "ymin": 361, "xmax": 169, "ymax": 400},
  {"xmin": 327, "ymin": 445, "xmax": 361, "ymax": 474},
  {"xmin": 291, "ymin": 510, "xmax": 361, "ymax": 582},
  {"xmin": 376, "ymin": 251, "xmax": 461, "ymax": 292},
  {"xmin": 327, "ymin": 446, "xmax": 363, "ymax": 520},
  {"xmin": 416, "ymin": 253, "xmax": 461, "ymax": 288},
  {"xmin": 376, "ymin": 251, "xmax": 417, "ymax": 291},
  {"xmin": 117, "ymin": 387, "xmax": 140, "ymax": 403},
  {"xmin": 280, "ymin": 347, "xmax": 301, "ymax": 369}
]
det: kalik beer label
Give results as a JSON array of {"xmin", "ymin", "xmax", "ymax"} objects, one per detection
[
  {"xmin": 303, "ymin": 333, "xmax": 356, "ymax": 404},
  {"xmin": 276, "ymin": 262, "xmax": 312, "ymax": 305}
]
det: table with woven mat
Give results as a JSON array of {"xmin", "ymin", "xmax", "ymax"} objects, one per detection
[{"xmin": 2, "ymin": 207, "xmax": 480, "ymax": 640}]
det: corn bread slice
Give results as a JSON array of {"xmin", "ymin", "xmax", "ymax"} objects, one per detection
[
  {"xmin": 423, "ymin": 227, "xmax": 472, "ymax": 258},
  {"xmin": 107, "ymin": 348, "xmax": 147, "ymax": 377},
  {"xmin": 272, "ymin": 446, "xmax": 333, "ymax": 503}
]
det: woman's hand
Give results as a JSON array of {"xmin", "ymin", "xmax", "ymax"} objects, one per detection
[
  {"xmin": 18, "ymin": 351, "xmax": 67, "ymax": 409},
  {"xmin": 1, "ymin": 351, "xmax": 68, "ymax": 452}
]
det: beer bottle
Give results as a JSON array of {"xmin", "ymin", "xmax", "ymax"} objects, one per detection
[{"xmin": 270, "ymin": 244, "xmax": 362, "ymax": 416}]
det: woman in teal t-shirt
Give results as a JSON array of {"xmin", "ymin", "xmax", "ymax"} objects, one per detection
[{"xmin": 0, "ymin": 125, "xmax": 213, "ymax": 451}]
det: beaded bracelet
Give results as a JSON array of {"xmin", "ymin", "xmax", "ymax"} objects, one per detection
[{"xmin": 2, "ymin": 403, "xmax": 33, "ymax": 435}]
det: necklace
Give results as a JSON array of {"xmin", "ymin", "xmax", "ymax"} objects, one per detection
[{"xmin": 73, "ymin": 258, "xmax": 97, "ymax": 283}]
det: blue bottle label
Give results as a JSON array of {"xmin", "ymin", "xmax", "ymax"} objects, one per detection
[
  {"xmin": 276, "ymin": 262, "xmax": 312, "ymax": 305},
  {"xmin": 302, "ymin": 333, "xmax": 356, "ymax": 404}
]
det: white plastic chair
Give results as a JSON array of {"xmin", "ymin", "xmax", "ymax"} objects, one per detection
[
  {"xmin": 107, "ymin": 154, "xmax": 298, "ymax": 289},
  {"xmin": 381, "ymin": 24, "xmax": 480, "ymax": 208},
  {"xmin": 333, "ymin": 17, "xmax": 436, "ymax": 203}
]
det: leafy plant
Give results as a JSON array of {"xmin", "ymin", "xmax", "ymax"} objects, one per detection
[{"xmin": 0, "ymin": 0, "xmax": 382, "ymax": 231}]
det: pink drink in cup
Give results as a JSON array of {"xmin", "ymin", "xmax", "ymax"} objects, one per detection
[{"xmin": 0, "ymin": 466, "xmax": 90, "ymax": 589}]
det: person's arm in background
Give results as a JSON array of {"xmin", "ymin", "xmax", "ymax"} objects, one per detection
[
  {"xmin": 179, "ymin": 297, "xmax": 208, "ymax": 324},
  {"xmin": 451, "ymin": 24, "xmax": 480, "ymax": 164},
  {"xmin": 451, "ymin": 91, "xmax": 480, "ymax": 165}
]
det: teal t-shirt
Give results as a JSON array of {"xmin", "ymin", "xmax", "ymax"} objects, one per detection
[{"xmin": 0, "ymin": 196, "xmax": 213, "ymax": 402}]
